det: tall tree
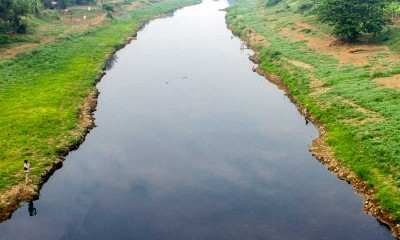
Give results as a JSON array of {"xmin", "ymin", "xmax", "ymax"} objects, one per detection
[
  {"xmin": 0, "ymin": 0, "xmax": 30, "ymax": 33},
  {"xmin": 317, "ymin": 0, "xmax": 391, "ymax": 42},
  {"xmin": 386, "ymin": 1, "xmax": 400, "ymax": 22},
  {"xmin": 0, "ymin": 0, "xmax": 13, "ymax": 22}
]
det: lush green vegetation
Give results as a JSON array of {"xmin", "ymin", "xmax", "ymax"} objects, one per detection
[
  {"xmin": 226, "ymin": 0, "xmax": 400, "ymax": 220},
  {"xmin": 0, "ymin": 0, "xmax": 199, "ymax": 192}
]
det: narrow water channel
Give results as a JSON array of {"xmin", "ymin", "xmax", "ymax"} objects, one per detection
[{"xmin": 0, "ymin": 1, "xmax": 396, "ymax": 239}]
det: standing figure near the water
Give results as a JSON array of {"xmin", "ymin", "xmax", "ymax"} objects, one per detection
[{"xmin": 24, "ymin": 160, "xmax": 31, "ymax": 184}]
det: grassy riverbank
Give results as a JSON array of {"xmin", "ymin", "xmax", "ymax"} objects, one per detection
[
  {"xmin": 226, "ymin": 0, "xmax": 400, "ymax": 223},
  {"xmin": 0, "ymin": 0, "xmax": 199, "ymax": 204}
]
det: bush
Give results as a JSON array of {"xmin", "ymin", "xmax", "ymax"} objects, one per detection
[
  {"xmin": 259, "ymin": 47, "xmax": 282, "ymax": 60},
  {"xmin": 0, "ymin": 23, "xmax": 9, "ymax": 34},
  {"xmin": 103, "ymin": 4, "xmax": 115, "ymax": 12},
  {"xmin": 300, "ymin": 28, "xmax": 312, "ymax": 34},
  {"xmin": 296, "ymin": 1, "xmax": 314, "ymax": 14},
  {"xmin": 265, "ymin": 0, "xmax": 282, "ymax": 7},
  {"xmin": 39, "ymin": 10, "xmax": 61, "ymax": 21},
  {"xmin": 0, "ymin": 35, "xmax": 11, "ymax": 45},
  {"xmin": 106, "ymin": 12, "xmax": 114, "ymax": 19},
  {"xmin": 16, "ymin": 22, "xmax": 28, "ymax": 34}
]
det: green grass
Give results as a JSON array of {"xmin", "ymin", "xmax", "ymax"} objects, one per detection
[
  {"xmin": 227, "ymin": 0, "xmax": 400, "ymax": 221},
  {"xmin": 0, "ymin": 0, "xmax": 200, "ymax": 192}
]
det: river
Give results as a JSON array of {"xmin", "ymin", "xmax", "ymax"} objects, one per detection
[{"xmin": 0, "ymin": 0, "xmax": 396, "ymax": 239}]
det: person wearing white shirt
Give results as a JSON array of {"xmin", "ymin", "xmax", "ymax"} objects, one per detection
[{"xmin": 24, "ymin": 160, "xmax": 31, "ymax": 184}]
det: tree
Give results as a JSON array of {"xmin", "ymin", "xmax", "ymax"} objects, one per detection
[
  {"xmin": 58, "ymin": 0, "xmax": 71, "ymax": 9},
  {"xmin": 31, "ymin": 0, "xmax": 44, "ymax": 15},
  {"xmin": 0, "ymin": 0, "xmax": 31, "ymax": 33},
  {"xmin": 317, "ymin": 0, "xmax": 391, "ymax": 42},
  {"xmin": 386, "ymin": 1, "xmax": 400, "ymax": 22}
]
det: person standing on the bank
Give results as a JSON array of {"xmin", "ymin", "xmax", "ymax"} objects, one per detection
[{"xmin": 24, "ymin": 160, "xmax": 31, "ymax": 184}]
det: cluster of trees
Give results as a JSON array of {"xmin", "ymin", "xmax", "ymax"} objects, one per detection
[
  {"xmin": 0, "ymin": 0, "xmax": 32, "ymax": 33},
  {"xmin": 387, "ymin": 1, "xmax": 400, "ymax": 22},
  {"xmin": 0, "ymin": 0, "xmax": 98, "ymax": 33},
  {"xmin": 317, "ymin": 0, "xmax": 400, "ymax": 42},
  {"xmin": 266, "ymin": 0, "xmax": 400, "ymax": 42}
]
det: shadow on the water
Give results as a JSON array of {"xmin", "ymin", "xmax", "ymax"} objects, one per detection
[
  {"xmin": 105, "ymin": 54, "xmax": 119, "ymax": 71},
  {"xmin": 0, "ymin": 1, "xmax": 396, "ymax": 239},
  {"xmin": 139, "ymin": 10, "xmax": 176, "ymax": 29}
]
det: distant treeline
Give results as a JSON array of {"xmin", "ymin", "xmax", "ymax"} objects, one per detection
[
  {"xmin": 265, "ymin": 0, "xmax": 400, "ymax": 41},
  {"xmin": 0, "ymin": 0, "xmax": 99, "ymax": 33}
]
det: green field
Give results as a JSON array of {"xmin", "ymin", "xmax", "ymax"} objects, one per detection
[
  {"xmin": 226, "ymin": 0, "xmax": 400, "ymax": 221},
  {"xmin": 0, "ymin": 0, "xmax": 200, "ymax": 196}
]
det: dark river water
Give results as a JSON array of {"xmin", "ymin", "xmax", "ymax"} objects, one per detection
[{"xmin": 0, "ymin": 1, "xmax": 396, "ymax": 239}]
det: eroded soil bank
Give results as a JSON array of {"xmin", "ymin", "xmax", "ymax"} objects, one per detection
[
  {"xmin": 249, "ymin": 52, "xmax": 400, "ymax": 239},
  {"xmin": 225, "ymin": 0, "xmax": 400, "ymax": 237}
]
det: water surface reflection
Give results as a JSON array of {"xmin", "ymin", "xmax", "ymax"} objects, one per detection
[{"xmin": 0, "ymin": 1, "xmax": 396, "ymax": 239}]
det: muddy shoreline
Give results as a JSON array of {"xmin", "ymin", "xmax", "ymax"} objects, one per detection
[{"xmin": 248, "ymin": 50, "xmax": 400, "ymax": 239}]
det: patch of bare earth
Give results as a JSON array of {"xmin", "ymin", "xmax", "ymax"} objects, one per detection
[
  {"xmin": 280, "ymin": 21, "xmax": 400, "ymax": 67},
  {"xmin": 308, "ymin": 75, "xmax": 330, "ymax": 96},
  {"xmin": 245, "ymin": 28, "xmax": 270, "ymax": 46},
  {"xmin": 281, "ymin": 56, "xmax": 313, "ymax": 69},
  {"xmin": 375, "ymin": 74, "xmax": 400, "ymax": 91},
  {"xmin": 340, "ymin": 98, "xmax": 384, "ymax": 124}
]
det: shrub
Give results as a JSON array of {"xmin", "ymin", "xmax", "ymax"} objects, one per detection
[
  {"xmin": 16, "ymin": 22, "xmax": 28, "ymax": 34},
  {"xmin": 39, "ymin": 10, "xmax": 61, "ymax": 20},
  {"xmin": 265, "ymin": 0, "xmax": 282, "ymax": 7},
  {"xmin": 0, "ymin": 35, "xmax": 11, "ymax": 45},
  {"xmin": 103, "ymin": 4, "xmax": 115, "ymax": 12},
  {"xmin": 300, "ymin": 28, "xmax": 312, "ymax": 34},
  {"xmin": 106, "ymin": 12, "xmax": 114, "ymax": 19},
  {"xmin": 259, "ymin": 47, "xmax": 282, "ymax": 60},
  {"xmin": 296, "ymin": 1, "xmax": 314, "ymax": 14}
]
